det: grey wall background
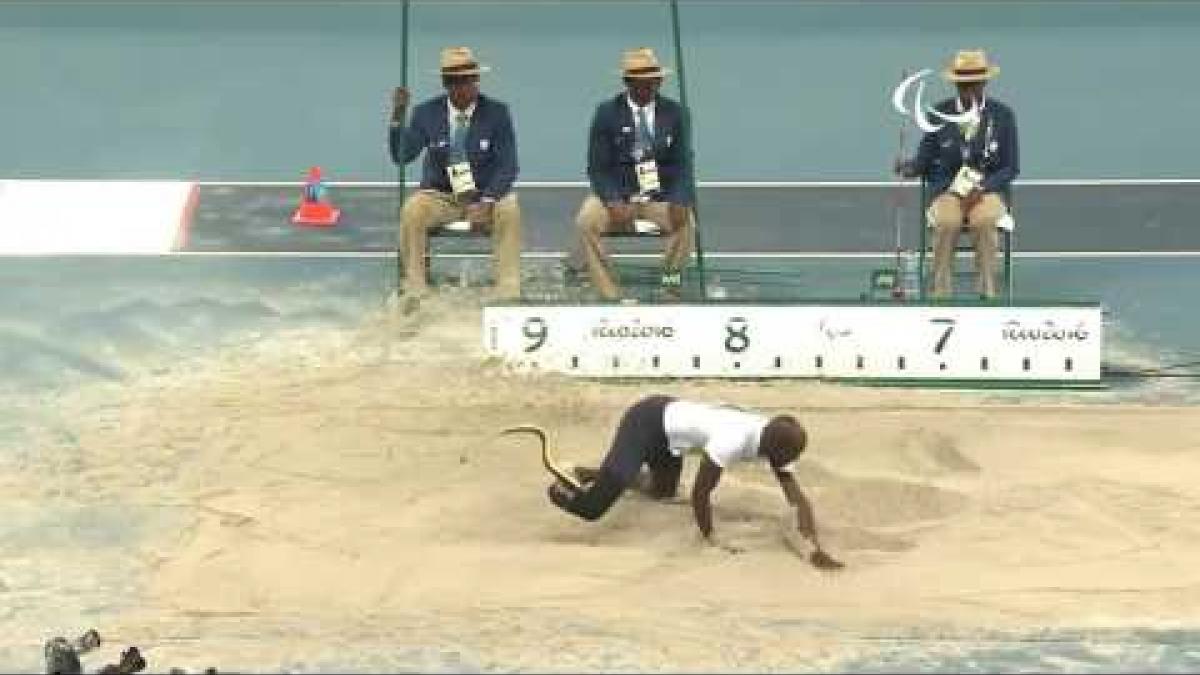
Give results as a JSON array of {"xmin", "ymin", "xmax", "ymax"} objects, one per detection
[{"xmin": 1, "ymin": 0, "xmax": 1198, "ymax": 181}]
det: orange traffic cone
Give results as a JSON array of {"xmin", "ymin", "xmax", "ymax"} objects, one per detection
[{"xmin": 292, "ymin": 165, "xmax": 341, "ymax": 227}]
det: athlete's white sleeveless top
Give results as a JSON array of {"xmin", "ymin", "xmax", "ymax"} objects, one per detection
[{"xmin": 662, "ymin": 400, "xmax": 768, "ymax": 468}]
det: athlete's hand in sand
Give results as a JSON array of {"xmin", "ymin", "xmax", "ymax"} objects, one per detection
[
  {"xmin": 782, "ymin": 526, "xmax": 843, "ymax": 570},
  {"xmin": 808, "ymin": 550, "xmax": 844, "ymax": 570}
]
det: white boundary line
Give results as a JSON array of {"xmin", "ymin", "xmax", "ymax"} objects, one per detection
[{"xmin": 194, "ymin": 179, "xmax": 1200, "ymax": 188}]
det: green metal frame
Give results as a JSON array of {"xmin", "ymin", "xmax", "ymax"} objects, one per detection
[
  {"xmin": 394, "ymin": 0, "xmax": 411, "ymax": 296},
  {"xmin": 916, "ymin": 178, "xmax": 1014, "ymax": 303},
  {"xmin": 668, "ymin": 0, "xmax": 708, "ymax": 299}
]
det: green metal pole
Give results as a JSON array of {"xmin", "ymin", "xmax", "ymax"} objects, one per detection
[
  {"xmin": 668, "ymin": 0, "xmax": 708, "ymax": 299},
  {"xmin": 395, "ymin": 0, "xmax": 410, "ymax": 296},
  {"xmin": 917, "ymin": 179, "xmax": 928, "ymax": 301}
]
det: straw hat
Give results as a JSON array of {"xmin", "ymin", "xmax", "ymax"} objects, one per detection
[
  {"xmin": 620, "ymin": 47, "xmax": 671, "ymax": 79},
  {"xmin": 943, "ymin": 49, "xmax": 999, "ymax": 83},
  {"xmin": 439, "ymin": 46, "xmax": 490, "ymax": 77}
]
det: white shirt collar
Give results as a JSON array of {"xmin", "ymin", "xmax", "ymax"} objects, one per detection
[
  {"xmin": 448, "ymin": 98, "xmax": 477, "ymax": 121},
  {"xmin": 626, "ymin": 93, "xmax": 655, "ymax": 111},
  {"xmin": 955, "ymin": 95, "xmax": 987, "ymax": 114},
  {"xmin": 626, "ymin": 94, "xmax": 656, "ymax": 129}
]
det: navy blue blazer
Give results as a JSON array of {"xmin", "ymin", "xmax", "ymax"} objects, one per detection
[
  {"xmin": 912, "ymin": 98, "xmax": 1019, "ymax": 198},
  {"xmin": 388, "ymin": 93, "xmax": 518, "ymax": 200},
  {"xmin": 586, "ymin": 93, "xmax": 694, "ymax": 206}
]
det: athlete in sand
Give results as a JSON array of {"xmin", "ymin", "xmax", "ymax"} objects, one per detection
[{"xmin": 510, "ymin": 395, "xmax": 843, "ymax": 569}]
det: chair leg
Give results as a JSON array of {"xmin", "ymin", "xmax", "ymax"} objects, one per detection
[
  {"xmin": 918, "ymin": 228, "xmax": 929, "ymax": 301},
  {"xmin": 1003, "ymin": 230, "xmax": 1013, "ymax": 303}
]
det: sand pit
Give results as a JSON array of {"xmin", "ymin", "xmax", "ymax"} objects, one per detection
[{"xmin": 4, "ymin": 290, "xmax": 1200, "ymax": 671}]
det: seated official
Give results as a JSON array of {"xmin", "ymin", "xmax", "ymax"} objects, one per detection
[
  {"xmin": 388, "ymin": 46, "xmax": 522, "ymax": 306},
  {"xmin": 896, "ymin": 49, "xmax": 1019, "ymax": 299},
  {"xmin": 574, "ymin": 47, "xmax": 695, "ymax": 302}
]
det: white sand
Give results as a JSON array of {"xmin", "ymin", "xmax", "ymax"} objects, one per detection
[{"xmin": 6, "ymin": 290, "xmax": 1200, "ymax": 672}]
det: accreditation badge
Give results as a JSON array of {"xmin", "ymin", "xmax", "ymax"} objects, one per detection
[
  {"xmin": 447, "ymin": 162, "xmax": 477, "ymax": 195},
  {"xmin": 635, "ymin": 159, "xmax": 661, "ymax": 194}
]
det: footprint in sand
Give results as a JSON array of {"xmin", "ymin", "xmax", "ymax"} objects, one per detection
[{"xmin": 899, "ymin": 427, "xmax": 981, "ymax": 475}]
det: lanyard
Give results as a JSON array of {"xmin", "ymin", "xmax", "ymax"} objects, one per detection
[
  {"xmin": 963, "ymin": 117, "xmax": 997, "ymax": 164},
  {"xmin": 956, "ymin": 96, "xmax": 987, "ymax": 164}
]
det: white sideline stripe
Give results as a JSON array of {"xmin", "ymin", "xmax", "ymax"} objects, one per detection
[
  {"xmin": 166, "ymin": 250, "xmax": 1200, "ymax": 259},
  {"xmin": 0, "ymin": 180, "xmax": 197, "ymax": 254},
  {"xmin": 196, "ymin": 179, "xmax": 1200, "ymax": 189}
]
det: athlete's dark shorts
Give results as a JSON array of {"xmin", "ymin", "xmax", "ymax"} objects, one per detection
[{"xmin": 548, "ymin": 395, "xmax": 681, "ymax": 521}]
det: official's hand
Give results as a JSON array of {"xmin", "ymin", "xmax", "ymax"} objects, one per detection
[
  {"xmin": 961, "ymin": 188, "xmax": 984, "ymax": 213},
  {"xmin": 466, "ymin": 201, "xmax": 494, "ymax": 231},
  {"xmin": 809, "ymin": 549, "xmax": 845, "ymax": 570},
  {"xmin": 893, "ymin": 158, "xmax": 915, "ymax": 178},
  {"xmin": 391, "ymin": 87, "xmax": 410, "ymax": 117},
  {"xmin": 605, "ymin": 202, "xmax": 635, "ymax": 229}
]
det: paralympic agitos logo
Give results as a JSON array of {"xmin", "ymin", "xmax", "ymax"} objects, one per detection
[{"xmin": 891, "ymin": 69, "xmax": 980, "ymax": 133}]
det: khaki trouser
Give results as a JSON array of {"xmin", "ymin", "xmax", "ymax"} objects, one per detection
[
  {"xmin": 400, "ymin": 190, "xmax": 522, "ymax": 299},
  {"xmin": 927, "ymin": 191, "xmax": 1006, "ymax": 299},
  {"xmin": 575, "ymin": 195, "xmax": 694, "ymax": 301}
]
